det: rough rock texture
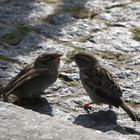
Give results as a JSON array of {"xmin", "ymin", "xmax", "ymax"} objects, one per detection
[
  {"xmin": 0, "ymin": 101, "xmax": 120, "ymax": 140},
  {"xmin": 0, "ymin": 0, "xmax": 140, "ymax": 139}
]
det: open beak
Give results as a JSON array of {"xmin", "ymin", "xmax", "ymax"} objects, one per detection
[
  {"xmin": 56, "ymin": 52, "xmax": 63, "ymax": 60},
  {"xmin": 57, "ymin": 52, "xmax": 64, "ymax": 58},
  {"xmin": 58, "ymin": 53, "xmax": 64, "ymax": 60},
  {"xmin": 57, "ymin": 53, "xmax": 63, "ymax": 58},
  {"xmin": 54, "ymin": 52, "xmax": 63, "ymax": 64}
]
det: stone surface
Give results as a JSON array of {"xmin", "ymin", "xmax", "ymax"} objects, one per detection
[
  {"xmin": 0, "ymin": 101, "xmax": 120, "ymax": 140},
  {"xmin": 0, "ymin": 0, "xmax": 140, "ymax": 139}
]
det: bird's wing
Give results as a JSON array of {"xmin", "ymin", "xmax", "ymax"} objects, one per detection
[
  {"xmin": 4, "ymin": 66, "xmax": 49, "ymax": 97},
  {"xmin": 4, "ymin": 64, "xmax": 34, "ymax": 90},
  {"xmin": 84, "ymin": 65, "xmax": 123, "ymax": 106}
]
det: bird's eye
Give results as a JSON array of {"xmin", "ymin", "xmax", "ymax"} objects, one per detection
[{"xmin": 47, "ymin": 56, "xmax": 55, "ymax": 61}]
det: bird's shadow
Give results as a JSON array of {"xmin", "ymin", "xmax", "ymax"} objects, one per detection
[
  {"xmin": 73, "ymin": 110, "xmax": 140, "ymax": 135},
  {"xmin": 13, "ymin": 96, "xmax": 53, "ymax": 116}
]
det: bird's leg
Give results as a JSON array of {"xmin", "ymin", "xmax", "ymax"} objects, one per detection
[{"xmin": 80, "ymin": 102, "xmax": 93, "ymax": 110}]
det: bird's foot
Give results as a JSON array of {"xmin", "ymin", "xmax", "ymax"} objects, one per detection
[{"xmin": 80, "ymin": 102, "xmax": 93, "ymax": 110}]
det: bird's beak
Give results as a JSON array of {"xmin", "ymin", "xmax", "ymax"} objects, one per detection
[
  {"xmin": 56, "ymin": 52, "xmax": 63, "ymax": 60},
  {"xmin": 57, "ymin": 53, "xmax": 63, "ymax": 57},
  {"xmin": 60, "ymin": 55, "xmax": 65, "ymax": 60},
  {"xmin": 54, "ymin": 53, "xmax": 63, "ymax": 64}
]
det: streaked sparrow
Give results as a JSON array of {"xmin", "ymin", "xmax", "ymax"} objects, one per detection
[
  {"xmin": 71, "ymin": 52, "xmax": 139, "ymax": 121},
  {"xmin": 1, "ymin": 52, "xmax": 63, "ymax": 102}
]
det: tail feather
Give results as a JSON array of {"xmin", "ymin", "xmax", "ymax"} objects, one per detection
[
  {"xmin": 120, "ymin": 102, "xmax": 140, "ymax": 121},
  {"xmin": 0, "ymin": 84, "xmax": 4, "ymax": 95}
]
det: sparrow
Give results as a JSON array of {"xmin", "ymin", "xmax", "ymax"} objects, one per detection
[
  {"xmin": 71, "ymin": 52, "xmax": 140, "ymax": 121},
  {"xmin": 1, "ymin": 52, "xmax": 63, "ymax": 102}
]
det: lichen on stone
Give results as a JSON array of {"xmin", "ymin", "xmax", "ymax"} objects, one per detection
[
  {"xmin": 132, "ymin": 27, "xmax": 140, "ymax": 41},
  {"xmin": 105, "ymin": 3, "xmax": 128, "ymax": 10},
  {"xmin": 63, "ymin": 6, "xmax": 97, "ymax": 19},
  {"xmin": 64, "ymin": 47, "xmax": 85, "ymax": 63},
  {"xmin": 36, "ymin": 0, "xmax": 62, "ymax": 3},
  {"xmin": 0, "ymin": 24, "xmax": 31, "ymax": 45},
  {"xmin": 95, "ymin": 51, "xmax": 133, "ymax": 62}
]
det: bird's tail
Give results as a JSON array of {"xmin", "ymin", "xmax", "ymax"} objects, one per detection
[
  {"xmin": 120, "ymin": 101, "xmax": 140, "ymax": 121},
  {"xmin": 0, "ymin": 84, "xmax": 4, "ymax": 101},
  {"xmin": 0, "ymin": 84, "xmax": 4, "ymax": 94}
]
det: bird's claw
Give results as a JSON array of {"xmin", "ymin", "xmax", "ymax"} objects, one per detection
[{"xmin": 80, "ymin": 102, "xmax": 93, "ymax": 110}]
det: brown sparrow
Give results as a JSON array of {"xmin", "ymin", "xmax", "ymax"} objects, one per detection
[
  {"xmin": 1, "ymin": 52, "xmax": 63, "ymax": 102},
  {"xmin": 71, "ymin": 52, "xmax": 139, "ymax": 121}
]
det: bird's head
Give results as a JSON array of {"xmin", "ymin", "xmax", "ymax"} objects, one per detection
[
  {"xmin": 70, "ymin": 52, "xmax": 98, "ymax": 70},
  {"xmin": 34, "ymin": 52, "xmax": 63, "ymax": 69}
]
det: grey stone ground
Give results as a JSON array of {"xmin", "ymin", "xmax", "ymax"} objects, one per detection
[
  {"xmin": 0, "ymin": 101, "xmax": 120, "ymax": 140},
  {"xmin": 0, "ymin": 0, "xmax": 140, "ymax": 139}
]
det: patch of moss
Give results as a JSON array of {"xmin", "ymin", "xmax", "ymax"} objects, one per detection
[
  {"xmin": 38, "ymin": 5, "xmax": 96, "ymax": 24},
  {"xmin": 106, "ymin": 4, "xmax": 128, "ymax": 9},
  {"xmin": 64, "ymin": 47, "xmax": 85, "ymax": 63},
  {"xmin": 0, "ymin": 32, "xmax": 22, "ymax": 45},
  {"xmin": 132, "ymin": 0, "xmax": 140, "ymax": 2},
  {"xmin": 59, "ymin": 73, "xmax": 74, "ymax": 82},
  {"xmin": 95, "ymin": 51, "xmax": 132, "ymax": 62},
  {"xmin": 105, "ymin": 23, "xmax": 125, "ymax": 28},
  {"xmin": 58, "ymin": 73, "xmax": 79, "ymax": 86},
  {"xmin": 132, "ymin": 27, "xmax": 140, "ymax": 41},
  {"xmin": 65, "ymin": 48, "xmax": 132, "ymax": 63},
  {"xmin": 0, "ymin": 24, "xmax": 31, "ymax": 45},
  {"xmin": 37, "ymin": 0, "xmax": 61, "ymax": 3},
  {"xmin": 63, "ymin": 6, "xmax": 97, "ymax": 19},
  {"xmin": 16, "ymin": 24, "xmax": 31, "ymax": 34},
  {"xmin": 0, "ymin": 54, "xmax": 20, "ymax": 64},
  {"xmin": 67, "ymin": 80, "xmax": 79, "ymax": 87}
]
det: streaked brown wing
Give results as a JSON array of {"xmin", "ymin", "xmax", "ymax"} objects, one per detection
[
  {"xmin": 4, "ymin": 67, "xmax": 49, "ymax": 97},
  {"xmin": 96, "ymin": 65, "xmax": 122, "ymax": 96},
  {"xmin": 4, "ymin": 63, "xmax": 34, "ymax": 91},
  {"xmin": 84, "ymin": 65, "xmax": 123, "ymax": 106}
]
